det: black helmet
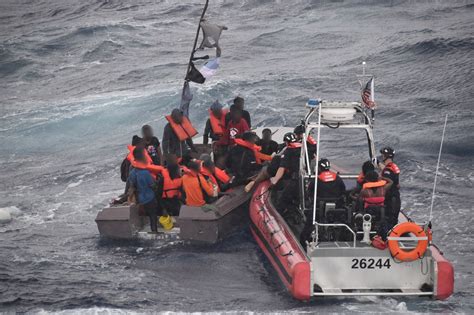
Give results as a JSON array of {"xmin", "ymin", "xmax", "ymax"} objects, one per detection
[
  {"xmin": 318, "ymin": 158, "xmax": 331, "ymax": 171},
  {"xmin": 293, "ymin": 124, "xmax": 305, "ymax": 135},
  {"xmin": 283, "ymin": 132, "xmax": 297, "ymax": 143},
  {"xmin": 380, "ymin": 146, "xmax": 395, "ymax": 158}
]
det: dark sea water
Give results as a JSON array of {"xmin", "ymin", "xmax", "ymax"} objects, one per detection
[{"xmin": 1, "ymin": 0, "xmax": 473, "ymax": 313}]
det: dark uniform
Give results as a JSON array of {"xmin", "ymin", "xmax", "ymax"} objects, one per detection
[
  {"xmin": 382, "ymin": 162, "xmax": 401, "ymax": 227},
  {"xmin": 276, "ymin": 145, "xmax": 301, "ymax": 213},
  {"xmin": 256, "ymin": 139, "xmax": 279, "ymax": 156},
  {"xmin": 316, "ymin": 171, "xmax": 346, "ymax": 204}
]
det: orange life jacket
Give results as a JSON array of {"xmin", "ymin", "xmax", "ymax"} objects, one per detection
[
  {"xmin": 234, "ymin": 138, "xmax": 272, "ymax": 164},
  {"xmin": 208, "ymin": 108, "xmax": 228, "ymax": 136},
  {"xmin": 126, "ymin": 145, "xmax": 156, "ymax": 179},
  {"xmin": 307, "ymin": 135, "xmax": 317, "ymax": 145},
  {"xmin": 161, "ymin": 168, "xmax": 182, "ymax": 199},
  {"xmin": 318, "ymin": 171, "xmax": 337, "ymax": 182},
  {"xmin": 165, "ymin": 115, "xmax": 198, "ymax": 141},
  {"xmin": 362, "ymin": 180, "xmax": 387, "ymax": 208},
  {"xmin": 384, "ymin": 162, "xmax": 400, "ymax": 174},
  {"xmin": 214, "ymin": 167, "xmax": 230, "ymax": 184},
  {"xmin": 200, "ymin": 167, "xmax": 219, "ymax": 190},
  {"xmin": 288, "ymin": 142, "xmax": 302, "ymax": 149}
]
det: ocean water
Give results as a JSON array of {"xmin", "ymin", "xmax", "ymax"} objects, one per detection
[{"xmin": 0, "ymin": 0, "xmax": 473, "ymax": 313}]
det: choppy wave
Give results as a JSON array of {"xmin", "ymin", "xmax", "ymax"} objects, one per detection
[{"xmin": 0, "ymin": 0, "xmax": 473, "ymax": 313}]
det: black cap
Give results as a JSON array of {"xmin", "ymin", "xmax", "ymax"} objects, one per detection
[
  {"xmin": 283, "ymin": 132, "xmax": 297, "ymax": 143},
  {"xmin": 318, "ymin": 158, "xmax": 331, "ymax": 171},
  {"xmin": 380, "ymin": 146, "xmax": 395, "ymax": 158}
]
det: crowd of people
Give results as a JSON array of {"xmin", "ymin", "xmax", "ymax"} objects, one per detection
[{"xmin": 119, "ymin": 96, "xmax": 401, "ymax": 245}]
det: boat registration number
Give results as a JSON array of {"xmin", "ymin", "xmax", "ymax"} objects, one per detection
[{"xmin": 351, "ymin": 258, "xmax": 391, "ymax": 269}]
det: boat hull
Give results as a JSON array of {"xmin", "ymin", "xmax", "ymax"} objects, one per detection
[{"xmin": 250, "ymin": 181, "xmax": 454, "ymax": 301}]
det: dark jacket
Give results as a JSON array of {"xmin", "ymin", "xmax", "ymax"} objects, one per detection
[{"xmin": 162, "ymin": 123, "xmax": 193, "ymax": 158}]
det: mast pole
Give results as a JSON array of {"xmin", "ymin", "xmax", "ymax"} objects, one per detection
[{"xmin": 183, "ymin": 0, "xmax": 209, "ymax": 82}]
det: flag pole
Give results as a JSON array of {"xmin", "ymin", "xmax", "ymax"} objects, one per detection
[{"xmin": 180, "ymin": 0, "xmax": 210, "ymax": 116}]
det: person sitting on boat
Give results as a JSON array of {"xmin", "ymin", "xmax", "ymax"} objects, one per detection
[
  {"xmin": 203, "ymin": 100, "xmax": 228, "ymax": 159},
  {"xmin": 201, "ymin": 158, "xmax": 232, "ymax": 193},
  {"xmin": 223, "ymin": 105, "xmax": 250, "ymax": 146},
  {"xmin": 182, "ymin": 160, "xmax": 218, "ymax": 207},
  {"xmin": 256, "ymin": 128, "xmax": 279, "ymax": 156},
  {"xmin": 156, "ymin": 154, "xmax": 182, "ymax": 216},
  {"xmin": 294, "ymin": 124, "xmax": 317, "ymax": 160},
  {"xmin": 359, "ymin": 171, "xmax": 393, "ymax": 209},
  {"xmin": 349, "ymin": 160, "xmax": 376, "ymax": 201},
  {"xmin": 315, "ymin": 158, "xmax": 346, "ymax": 205},
  {"xmin": 225, "ymin": 96, "xmax": 251, "ymax": 128},
  {"xmin": 127, "ymin": 147, "xmax": 160, "ymax": 233},
  {"xmin": 132, "ymin": 125, "xmax": 163, "ymax": 165},
  {"xmin": 162, "ymin": 109, "xmax": 198, "ymax": 158},
  {"xmin": 226, "ymin": 131, "xmax": 267, "ymax": 187},
  {"xmin": 378, "ymin": 146, "xmax": 401, "ymax": 228},
  {"xmin": 269, "ymin": 132, "xmax": 302, "ymax": 214}
]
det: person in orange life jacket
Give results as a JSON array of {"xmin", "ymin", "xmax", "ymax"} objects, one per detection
[
  {"xmin": 162, "ymin": 109, "xmax": 198, "ymax": 158},
  {"xmin": 314, "ymin": 159, "xmax": 346, "ymax": 204},
  {"xmin": 256, "ymin": 128, "xmax": 279, "ymax": 156},
  {"xmin": 226, "ymin": 131, "xmax": 261, "ymax": 186},
  {"xmin": 132, "ymin": 125, "xmax": 163, "ymax": 165},
  {"xmin": 294, "ymin": 124, "xmax": 317, "ymax": 160},
  {"xmin": 127, "ymin": 147, "xmax": 160, "ymax": 233},
  {"xmin": 203, "ymin": 100, "xmax": 228, "ymax": 160},
  {"xmin": 359, "ymin": 171, "xmax": 393, "ymax": 208},
  {"xmin": 182, "ymin": 160, "xmax": 217, "ymax": 207},
  {"xmin": 378, "ymin": 146, "xmax": 401, "ymax": 227},
  {"xmin": 225, "ymin": 96, "xmax": 251, "ymax": 128},
  {"xmin": 223, "ymin": 105, "xmax": 250, "ymax": 146},
  {"xmin": 156, "ymin": 154, "xmax": 182, "ymax": 216},
  {"xmin": 270, "ymin": 133, "xmax": 302, "ymax": 214},
  {"xmin": 350, "ymin": 160, "xmax": 376, "ymax": 201},
  {"xmin": 201, "ymin": 159, "xmax": 232, "ymax": 193}
]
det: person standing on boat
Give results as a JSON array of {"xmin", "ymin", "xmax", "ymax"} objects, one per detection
[
  {"xmin": 128, "ymin": 147, "xmax": 160, "ymax": 233},
  {"xmin": 132, "ymin": 125, "xmax": 163, "ymax": 165},
  {"xmin": 162, "ymin": 109, "xmax": 198, "ymax": 158},
  {"xmin": 294, "ymin": 124, "xmax": 317, "ymax": 160},
  {"xmin": 226, "ymin": 131, "xmax": 262, "ymax": 186},
  {"xmin": 379, "ymin": 147, "xmax": 401, "ymax": 228},
  {"xmin": 223, "ymin": 106, "xmax": 250, "ymax": 146},
  {"xmin": 256, "ymin": 128, "xmax": 279, "ymax": 156},
  {"xmin": 225, "ymin": 96, "xmax": 251, "ymax": 128},
  {"xmin": 203, "ymin": 100, "xmax": 228, "ymax": 160},
  {"xmin": 270, "ymin": 133, "xmax": 302, "ymax": 214}
]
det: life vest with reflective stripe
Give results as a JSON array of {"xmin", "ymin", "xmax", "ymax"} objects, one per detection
[
  {"xmin": 384, "ymin": 162, "xmax": 400, "ymax": 174},
  {"xmin": 288, "ymin": 142, "xmax": 302, "ymax": 149},
  {"xmin": 307, "ymin": 135, "xmax": 317, "ymax": 145},
  {"xmin": 234, "ymin": 138, "xmax": 272, "ymax": 164},
  {"xmin": 318, "ymin": 171, "xmax": 337, "ymax": 182},
  {"xmin": 208, "ymin": 109, "xmax": 228, "ymax": 136},
  {"xmin": 362, "ymin": 180, "xmax": 387, "ymax": 208},
  {"xmin": 161, "ymin": 168, "xmax": 182, "ymax": 199},
  {"xmin": 165, "ymin": 115, "xmax": 198, "ymax": 141}
]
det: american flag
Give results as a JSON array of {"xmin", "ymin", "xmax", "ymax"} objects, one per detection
[{"xmin": 361, "ymin": 76, "xmax": 376, "ymax": 109}]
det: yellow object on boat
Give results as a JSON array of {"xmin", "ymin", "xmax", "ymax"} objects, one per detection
[{"xmin": 159, "ymin": 215, "xmax": 173, "ymax": 230}]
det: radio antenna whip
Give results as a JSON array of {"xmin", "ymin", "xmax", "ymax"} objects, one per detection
[{"xmin": 428, "ymin": 114, "xmax": 448, "ymax": 226}]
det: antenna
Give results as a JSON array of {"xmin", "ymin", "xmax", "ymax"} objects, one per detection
[{"xmin": 428, "ymin": 114, "xmax": 448, "ymax": 225}]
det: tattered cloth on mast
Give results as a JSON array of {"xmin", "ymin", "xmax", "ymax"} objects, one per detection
[
  {"xmin": 198, "ymin": 20, "xmax": 228, "ymax": 52},
  {"xmin": 180, "ymin": 81, "xmax": 193, "ymax": 117}
]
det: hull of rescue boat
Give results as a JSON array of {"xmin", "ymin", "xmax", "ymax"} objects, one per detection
[
  {"xmin": 249, "ymin": 181, "xmax": 454, "ymax": 301},
  {"xmin": 95, "ymin": 186, "xmax": 251, "ymax": 243}
]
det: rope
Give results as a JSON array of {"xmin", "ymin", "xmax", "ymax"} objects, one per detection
[{"xmin": 429, "ymin": 114, "xmax": 448, "ymax": 223}]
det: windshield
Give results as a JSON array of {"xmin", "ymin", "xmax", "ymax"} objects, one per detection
[{"xmin": 309, "ymin": 127, "xmax": 372, "ymax": 176}]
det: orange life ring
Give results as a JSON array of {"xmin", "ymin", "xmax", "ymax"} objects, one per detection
[{"xmin": 387, "ymin": 222, "xmax": 429, "ymax": 262}]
